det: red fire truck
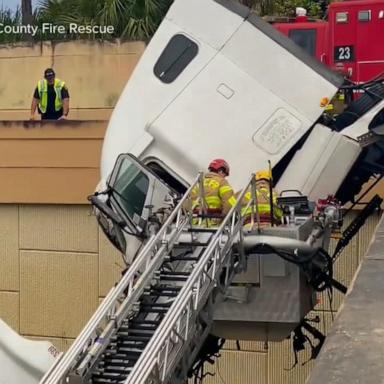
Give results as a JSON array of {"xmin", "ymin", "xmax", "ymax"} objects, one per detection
[{"xmin": 273, "ymin": 0, "xmax": 384, "ymax": 83}]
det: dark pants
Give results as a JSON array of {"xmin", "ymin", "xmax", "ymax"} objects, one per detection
[{"xmin": 40, "ymin": 108, "xmax": 63, "ymax": 120}]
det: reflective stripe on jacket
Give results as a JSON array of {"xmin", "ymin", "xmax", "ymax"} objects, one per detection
[
  {"xmin": 37, "ymin": 78, "xmax": 65, "ymax": 113},
  {"xmin": 191, "ymin": 172, "xmax": 237, "ymax": 223},
  {"xmin": 241, "ymin": 182, "xmax": 283, "ymax": 224}
]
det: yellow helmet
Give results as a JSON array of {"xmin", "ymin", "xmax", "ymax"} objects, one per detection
[{"xmin": 256, "ymin": 170, "xmax": 272, "ymax": 181}]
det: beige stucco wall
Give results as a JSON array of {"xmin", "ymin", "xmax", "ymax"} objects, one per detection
[
  {"xmin": 0, "ymin": 40, "xmax": 145, "ymax": 121},
  {"xmin": 0, "ymin": 120, "xmax": 108, "ymax": 204},
  {"xmin": 0, "ymin": 204, "xmax": 123, "ymax": 351},
  {"xmin": 0, "ymin": 204, "xmax": 380, "ymax": 383}
]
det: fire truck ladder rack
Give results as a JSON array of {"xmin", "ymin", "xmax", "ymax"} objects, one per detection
[{"xmin": 40, "ymin": 174, "xmax": 258, "ymax": 384}]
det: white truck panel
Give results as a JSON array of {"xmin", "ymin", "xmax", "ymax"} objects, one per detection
[
  {"xmin": 277, "ymin": 124, "xmax": 361, "ymax": 200},
  {"xmin": 0, "ymin": 319, "xmax": 57, "ymax": 384},
  {"xmin": 145, "ymin": 52, "xmax": 312, "ymax": 189},
  {"xmin": 221, "ymin": 19, "xmax": 336, "ymax": 119},
  {"xmin": 101, "ymin": 20, "xmax": 218, "ymax": 179},
  {"xmin": 166, "ymin": 0, "xmax": 246, "ymax": 50}
]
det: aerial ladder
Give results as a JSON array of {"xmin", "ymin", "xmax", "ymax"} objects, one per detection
[{"xmin": 39, "ymin": 172, "xmax": 261, "ymax": 384}]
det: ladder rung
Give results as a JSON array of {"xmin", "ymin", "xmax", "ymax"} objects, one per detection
[
  {"xmin": 103, "ymin": 352, "xmax": 144, "ymax": 360},
  {"xmin": 169, "ymin": 256, "xmax": 200, "ymax": 262},
  {"xmin": 160, "ymin": 276, "xmax": 188, "ymax": 282},
  {"xmin": 104, "ymin": 348, "xmax": 142, "ymax": 359},
  {"xmin": 160, "ymin": 271, "xmax": 190, "ymax": 276},
  {"xmin": 141, "ymin": 304, "xmax": 172, "ymax": 310},
  {"xmin": 139, "ymin": 307, "xmax": 169, "ymax": 314},
  {"xmin": 145, "ymin": 291, "xmax": 178, "ymax": 298},
  {"xmin": 124, "ymin": 323, "xmax": 158, "ymax": 330},
  {"xmin": 130, "ymin": 319, "xmax": 163, "ymax": 325},
  {"xmin": 92, "ymin": 371, "xmax": 129, "ymax": 379},
  {"xmin": 99, "ymin": 366, "xmax": 133, "ymax": 374},
  {"xmin": 93, "ymin": 377, "xmax": 127, "ymax": 384},
  {"xmin": 109, "ymin": 337, "xmax": 148, "ymax": 345},
  {"xmin": 187, "ymin": 227, "xmax": 217, "ymax": 233},
  {"xmin": 105, "ymin": 349, "xmax": 142, "ymax": 358},
  {"xmin": 117, "ymin": 330, "xmax": 155, "ymax": 337},
  {"xmin": 119, "ymin": 322, "xmax": 159, "ymax": 330},
  {"xmin": 116, "ymin": 335, "xmax": 152, "ymax": 342},
  {"xmin": 98, "ymin": 360, "xmax": 135, "ymax": 368},
  {"xmin": 151, "ymin": 286, "xmax": 181, "ymax": 292},
  {"xmin": 176, "ymin": 241, "xmax": 209, "ymax": 247}
]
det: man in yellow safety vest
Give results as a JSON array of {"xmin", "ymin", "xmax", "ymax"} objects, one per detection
[
  {"xmin": 191, "ymin": 159, "xmax": 237, "ymax": 227},
  {"xmin": 241, "ymin": 170, "xmax": 283, "ymax": 229},
  {"xmin": 30, "ymin": 68, "xmax": 70, "ymax": 120}
]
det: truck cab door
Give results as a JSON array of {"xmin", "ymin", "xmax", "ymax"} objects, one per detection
[{"xmin": 107, "ymin": 153, "xmax": 179, "ymax": 236}]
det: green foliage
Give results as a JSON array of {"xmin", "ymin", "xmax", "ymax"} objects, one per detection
[
  {"xmin": 35, "ymin": 0, "xmax": 173, "ymax": 40},
  {"xmin": 239, "ymin": 0, "xmax": 323, "ymax": 18},
  {"xmin": 0, "ymin": 7, "xmax": 22, "ymax": 43},
  {"xmin": 272, "ymin": 0, "xmax": 322, "ymax": 18},
  {"xmin": 0, "ymin": 0, "xmax": 173, "ymax": 43}
]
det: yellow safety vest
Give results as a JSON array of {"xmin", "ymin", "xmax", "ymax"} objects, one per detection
[
  {"xmin": 37, "ymin": 78, "xmax": 65, "ymax": 113},
  {"xmin": 241, "ymin": 187, "xmax": 283, "ymax": 223},
  {"xmin": 191, "ymin": 173, "xmax": 237, "ymax": 227}
]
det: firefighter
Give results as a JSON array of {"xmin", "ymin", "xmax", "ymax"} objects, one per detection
[
  {"xmin": 191, "ymin": 159, "xmax": 237, "ymax": 227},
  {"xmin": 241, "ymin": 170, "xmax": 283, "ymax": 229}
]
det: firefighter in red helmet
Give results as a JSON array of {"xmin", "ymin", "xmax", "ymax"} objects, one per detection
[{"xmin": 191, "ymin": 159, "xmax": 237, "ymax": 226}]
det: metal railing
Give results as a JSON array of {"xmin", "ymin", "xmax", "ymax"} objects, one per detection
[
  {"xmin": 39, "ymin": 173, "xmax": 204, "ymax": 384},
  {"xmin": 124, "ymin": 175, "xmax": 257, "ymax": 384}
]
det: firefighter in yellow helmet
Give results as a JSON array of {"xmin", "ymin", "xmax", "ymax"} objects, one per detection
[
  {"xmin": 191, "ymin": 159, "xmax": 237, "ymax": 227},
  {"xmin": 241, "ymin": 169, "xmax": 283, "ymax": 229}
]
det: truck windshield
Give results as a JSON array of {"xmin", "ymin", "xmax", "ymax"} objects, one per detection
[{"xmin": 112, "ymin": 157, "xmax": 150, "ymax": 220}]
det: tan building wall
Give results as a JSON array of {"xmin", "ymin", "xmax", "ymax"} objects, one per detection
[
  {"xmin": 0, "ymin": 40, "xmax": 145, "ymax": 121},
  {"xmin": 0, "ymin": 120, "xmax": 106, "ymax": 204},
  {"xmin": 0, "ymin": 204, "xmax": 123, "ymax": 352},
  {"xmin": 0, "ymin": 203, "xmax": 380, "ymax": 383}
]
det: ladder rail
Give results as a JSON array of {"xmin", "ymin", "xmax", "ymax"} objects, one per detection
[
  {"xmin": 125, "ymin": 175, "xmax": 255, "ymax": 384},
  {"xmin": 39, "ymin": 173, "xmax": 203, "ymax": 384},
  {"xmin": 75, "ymin": 223, "xmax": 189, "ymax": 378}
]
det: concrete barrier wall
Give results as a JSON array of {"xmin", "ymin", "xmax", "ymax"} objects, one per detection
[
  {"xmin": 308, "ymin": 215, "xmax": 384, "ymax": 384},
  {"xmin": 0, "ymin": 204, "xmax": 380, "ymax": 383},
  {"xmin": 0, "ymin": 40, "xmax": 145, "ymax": 120},
  {"xmin": 0, "ymin": 120, "xmax": 107, "ymax": 204}
]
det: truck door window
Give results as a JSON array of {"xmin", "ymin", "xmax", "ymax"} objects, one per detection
[
  {"xmin": 369, "ymin": 107, "xmax": 384, "ymax": 131},
  {"xmin": 336, "ymin": 12, "xmax": 348, "ymax": 23},
  {"xmin": 112, "ymin": 157, "xmax": 149, "ymax": 220},
  {"xmin": 288, "ymin": 29, "xmax": 317, "ymax": 57},
  {"xmin": 146, "ymin": 160, "xmax": 187, "ymax": 194},
  {"xmin": 358, "ymin": 10, "xmax": 371, "ymax": 22},
  {"xmin": 154, "ymin": 34, "xmax": 198, "ymax": 83}
]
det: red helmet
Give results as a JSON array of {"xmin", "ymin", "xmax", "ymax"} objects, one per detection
[{"xmin": 208, "ymin": 159, "xmax": 230, "ymax": 176}]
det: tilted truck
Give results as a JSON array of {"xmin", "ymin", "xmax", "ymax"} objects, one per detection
[{"xmin": 1, "ymin": 0, "xmax": 384, "ymax": 383}]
